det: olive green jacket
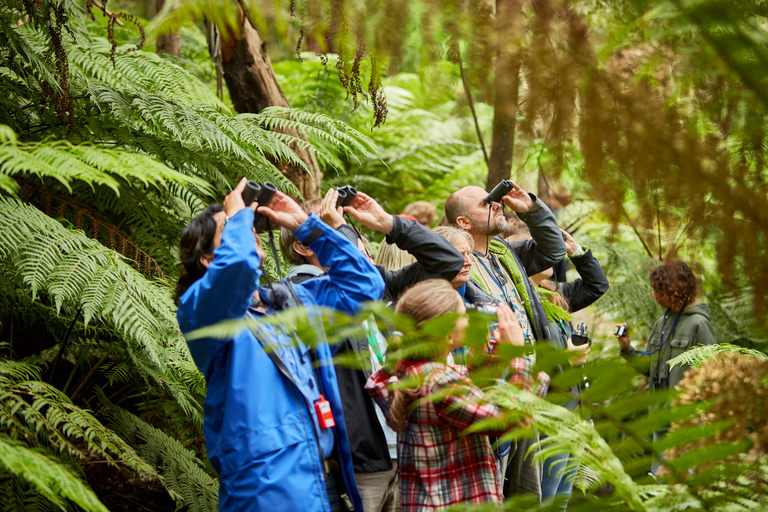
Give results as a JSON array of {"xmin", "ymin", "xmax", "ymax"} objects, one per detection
[{"xmin": 621, "ymin": 302, "xmax": 717, "ymax": 391}]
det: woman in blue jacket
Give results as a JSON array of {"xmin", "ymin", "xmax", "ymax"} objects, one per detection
[{"xmin": 176, "ymin": 179, "xmax": 385, "ymax": 511}]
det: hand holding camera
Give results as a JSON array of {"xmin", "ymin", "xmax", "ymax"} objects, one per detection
[
  {"xmin": 492, "ymin": 304, "xmax": 525, "ymax": 347},
  {"xmin": 343, "ymin": 191, "xmax": 395, "ymax": 235},
  {"xmin": 614, "ymin": 323, "xmax": 630, "ymax": 351},
  {"xmin": 320, "ymin": 188, "xmax": 346, "ymax": 229},
  {"xmin": 566, "ymin": 337, "xmax": 590, "ymax": 366},
  {"xmin": 495, "ymin": 181, "xmax": 534, "ymax": 213}
]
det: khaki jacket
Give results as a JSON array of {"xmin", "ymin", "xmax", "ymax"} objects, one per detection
[{"xmin": 622, "ymin": 302, "xmax": 717, "ymax": 391}]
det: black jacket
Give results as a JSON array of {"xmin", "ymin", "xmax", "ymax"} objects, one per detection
[
  {"xmin": 378, "ymin": 215, "xmax": 465, "ymax": 304},
  {"xmin": 472, "ymin": 195, "xmax": 567, "ymax": 344},
  {"xmin": 556, "ymin": 248, "xmax": 610, "ymax": 314},
  {"xmin": 545, "ymin": 248, "xmax": 609, "ymax": 410}
]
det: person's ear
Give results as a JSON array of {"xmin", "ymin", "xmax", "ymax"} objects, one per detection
[
  {"xmin": 199, "ymin": 253, "xmax": 214, "ymax": 269},
  {"xmin": 292, "ymin": 240, "xmax": 315, "ymax": 258},
  {"xmin": 455, "ymin": 215, "xmax": 472, "ymax": 231}
]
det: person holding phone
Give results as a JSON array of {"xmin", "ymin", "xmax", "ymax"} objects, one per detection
[{"xmin": 522, "ymin": 228, "xmax": 609, "ymax": 508}]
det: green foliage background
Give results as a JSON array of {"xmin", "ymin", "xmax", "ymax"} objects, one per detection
[{"xmin": 0, "ymin": 0, "xmax": 766, "ymax": 510}]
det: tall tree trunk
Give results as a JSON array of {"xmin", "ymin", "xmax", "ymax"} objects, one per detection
[
  {"xmin": 219, "ymin": 5, "xmax": 322, "ymax": 199},
  {"xmin": 154, "ymin": 0, "xmax": 181, "ymax": 56},
  {"xmin": 486, "ymin": 0, "xmax": 525, "ymax": 191}
]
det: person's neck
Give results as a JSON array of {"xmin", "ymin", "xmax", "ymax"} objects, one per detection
[
  {"xmin": 673, "ymin": 300, "xmax": 701, "ymax": 313},
  {"xmin": 472, "ymin": 233, "xmax": 492, "ymax": 257}
]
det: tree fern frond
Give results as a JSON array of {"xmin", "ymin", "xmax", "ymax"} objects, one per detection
[
  {"xmin": 0, "ymin": 139, "xmax": 209, "ymax": 196},
  {"xmin": 0, "ymin": 436, "xmax": 109, "ymax": 512},
  {"xmin": 69, "ymin": 38, "xmax": 226, "ymax": 110},
  {"xmin": 99, "ymin": 400, "xmax": 218, "ymax": 512},
  {"xmin": 475, "ymin": 382, "xmax": 644, "ymax": 508},
  {"xmin": 255, "ymin": 107, "xmax": 379, "ymax": 159},
  {"xmin": 0, "ymin": 197, "xmax": 203, "ymax": 420},
  {"xmin": 0, "ymin": 360, "xmax": 161, "ymax": 482},
  {"xmin": 667, "ymin": 343, "xmax": 768, "ymax": 370}
]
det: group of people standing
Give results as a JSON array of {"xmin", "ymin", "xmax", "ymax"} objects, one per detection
[{"xmin": 175, "ymin": 178, "xmax": 716, "ymax": 511}]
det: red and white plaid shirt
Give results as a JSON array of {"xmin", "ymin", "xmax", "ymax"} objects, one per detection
[{"xmin": 366, "ymin": 358, "xmax": 534, "ymax": 511}]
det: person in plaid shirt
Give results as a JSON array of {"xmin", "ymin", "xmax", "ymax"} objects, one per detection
[{"xmin": 366, "ymin": 279, "xmax": 535, "ymax": 511}]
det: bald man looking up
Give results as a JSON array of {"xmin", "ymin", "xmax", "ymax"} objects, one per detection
[{"xmin": 444, "ymin": 183, "xmax": 566, "ymax": 500}]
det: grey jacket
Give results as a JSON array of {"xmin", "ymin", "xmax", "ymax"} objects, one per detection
[{"xmin": 622, "ymin": 302, "xmax": 717, "ymax": 391}]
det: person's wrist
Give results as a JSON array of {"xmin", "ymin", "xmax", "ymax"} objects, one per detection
[
  {"xmin": 379, "ymin": 214, "xmax": 395, "ymax": 235},
  {"xmin": 289, "ymin": 211, "xmax": 310, "ymax": 232},
  {"xmin": 224, "ymin": 205, "xmax": 245, "ymax": 221}
]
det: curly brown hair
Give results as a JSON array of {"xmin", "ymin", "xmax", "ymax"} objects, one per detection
[{"xmin": 649, "ymin": 259, "xmax": 697, "ymax": 311}]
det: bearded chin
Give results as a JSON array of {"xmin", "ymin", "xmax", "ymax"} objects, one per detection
[{"xmin": 491, "ymin": 219, "xmax": 508, "ymax": 236}]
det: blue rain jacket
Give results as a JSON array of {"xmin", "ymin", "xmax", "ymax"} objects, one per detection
[{"xmin": 178, "ymin": 210, "xmax": 384, "ymax": 511}]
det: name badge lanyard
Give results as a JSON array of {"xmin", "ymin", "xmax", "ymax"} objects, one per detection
[
  {"xmin": 637, "ymin": 308, "xmax": 684, "ymax": 355},
  {"xmin": 475, "ymin": 254, "xmax": 519, "ymax": 313}
]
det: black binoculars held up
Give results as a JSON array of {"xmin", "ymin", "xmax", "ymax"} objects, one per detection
[
  {"xmin": 241, "ymin": 180, "xmax": 278, "ymax": 230},
  {"xmin": 335, "ymin": 185, "xmax": 358, "ymax": 208},
  {"xmin": 484, "ymin": 180, "xmax": 515, "ymax": 205}
]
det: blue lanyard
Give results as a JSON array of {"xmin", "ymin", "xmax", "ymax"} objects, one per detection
[
  {"xmin": 476, "ymin": 254, "xmax": 516, "ymax": 308},
  {"xmin": 637, "ymin": 308, "xmax": 684, "ymax": 355}
]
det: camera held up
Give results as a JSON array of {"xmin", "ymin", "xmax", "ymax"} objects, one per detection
[
  {"xmin": 484, "ymin": 180, "xmax": 515, "ymax": 205},
  {"xmin": 241, "ymin": 180, "xmax": 278, "ymax": 231},
  {"xmin": 335, "ymin": 185, "xmax": 358, "ymax": 208}
]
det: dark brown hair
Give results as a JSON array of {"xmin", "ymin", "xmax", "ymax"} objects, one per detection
[
  {"xmin": 175, "ymin": 204, "xmax": 223, "ymax": 304},
  {"xmin": 650, "ymin": 259, "xmax": 697, "ymax": 311}
]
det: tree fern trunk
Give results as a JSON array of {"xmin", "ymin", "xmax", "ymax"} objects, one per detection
[
  {"xmin": 486, "ymin": 0, "xmax": 524, "ymax": 191},
  {"xmin": 154, "ymin": 0, "xmax": 180, "ymax": 56},
  {"xmin": 219, "ymin": 3, "xmax": 323, "ymax": 199}
]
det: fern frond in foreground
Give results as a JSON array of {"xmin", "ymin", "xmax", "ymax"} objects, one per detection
[
  {"xmin": 100, "ymin": 399, "xmax": 219, "ymax": 512},
  {"xmin": 0, "ymin": 196, "xmax": 204, "ymax": 419},
  {"xmin": 0, "ymin": 435, "xmax": 108, "ymax": 512},
  {"xmin": 0, "ymin": 358, "xmax": 160, "ymax": 480},
  {"xmin": 667, "ymin": 343, "xmax": 768, "ymax": 370}
]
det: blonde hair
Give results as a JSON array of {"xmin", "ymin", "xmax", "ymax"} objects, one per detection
[
  {"xmin": 375, "ymin": 241, "xmax": 416, "ymax": 270},
  {"xmin": 389, "ymin": 280, "xmax": 464, "ymax": 431},
  {"xmin": 402, "ymin": 201, "xmax": 438, "ymax": 225},
  {"xmin": 433, "ymin": 225, "xmax": 473, "ymax": 250}
]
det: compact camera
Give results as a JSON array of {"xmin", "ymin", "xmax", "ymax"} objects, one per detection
[
  {"xmin": 335, "ymin": 185, "xmax": 358, "ymax": 208},
  {"xmin": 465, "ymin": 303, "xmax": 498, "ymax": 315},
  {"xmin": 614, "ymin": 324, "xmax": 628, "ymax": 337},
  {"xmin": 484, "ymin": 180, "xmax": 515, "ymax": 205},
  {"xmin": 241, "ymin": 180, "xmax": 278, "ymax": 231}
]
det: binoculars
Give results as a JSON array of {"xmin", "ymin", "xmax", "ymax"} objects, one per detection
[
  {"xmin": 484, "ymin": 180, "xmax": 515, "ymax": 205},
  {"xmin": 335, "ymin": 185, "xmax": 358, "ymax": 208},
  {"xmin": 241, "ymin": 180, "xmax": 278, "ymax": 230}
]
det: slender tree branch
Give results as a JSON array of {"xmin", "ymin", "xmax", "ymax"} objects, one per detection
[
  {"xmin": 90, "ymin": 0, "xmax": 125, "ymax": 26},
  {"xmin": 70, "ymin": 353, "xmax": 110, "ymax": 403},
  {"xmin": 619, "ymin": 204, "xmax": 655, "ymax": 259},
  {"xmin": 458, "ymin": 56, "xmax": 490, "ymax": 169},
  {"xmin": 46, "ymin": 306, "xmax": 83, "ymax": 383}
]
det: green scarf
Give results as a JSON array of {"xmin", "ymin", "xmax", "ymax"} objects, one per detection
[{"xmin": 469, "ymin": 239, "xmax": 540, "ymax": 339}]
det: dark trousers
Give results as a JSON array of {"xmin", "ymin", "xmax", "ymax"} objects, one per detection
[{"xmin": 503, "ymin": 435, "xmax": 543, "ymax": 500}]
